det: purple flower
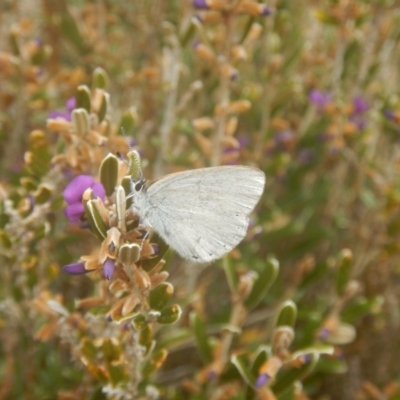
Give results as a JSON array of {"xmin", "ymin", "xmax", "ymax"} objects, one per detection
[
  {"xmin": 255, "ymin": 373, "xmax": 270, "ymax": 388},
  {"xmin": 273, "ymin": 130, "xmax": 295, "ymax": 152},
  {"xmin": 274, "ymin": 130, "xmax": 294, "ymax": 145},
  {"xmin": 318, "ymin": 131, "xmax": 335, "ymax": 142},
  {"xmin": 192, "ymin": 0, "xmax": 209, "ymax": 9},
  {"xmin": 352, "ymin": 96, "xmax": 368, "ymax": 115},
  {"xmin": 63, "ymin": 262, "xmax": 87, "ymax": 275},
  {"xmin": 261, "ymin": 6, "xmax": 272, "ymax": 16},
  {"xmin": 349, "ymin": 96, "xmax": 369, "ymax": 131},
  {"xmin": 49, "ymin": 97, "xmax": 76, "ymax": 121},
  {"xmin": 384, "ymin": 109, "xmax": 396, "ymax": 121},
  {"xmin": 63, "ymin": 175, "xmax": 106, "ymax": 223},
  {"xmin": 223, "ymin": 135, "xmax": 248, "ymax": 165},
  {"xmin": 319, "ymin": 327, "xmax": 330, "ymax": 340},
  {"xmin": 49, "ymin": 110, "xmax": 72, "ymax": 120},
  {"xmin": 66, "ymin": 97, "xmax": 76, "ymax": 112},
  {"xmin": 300, "ymin": 354, "xmax": 312, "ymax": 363},
  {"xmin": 103, "ymin": 258, "xmax": 116, "ymax": 280},
  {"xmin": 309, "ymin": 89, "xmax": 331, "ymax": 110},
  {"xmin": 207, "ymin": 369, "xmax": 217, "ymax": 380},
  {"xmin": 151, "ymin": 244, "xmax": 159, "ymax": 256},
  {"xmin": 34, "ymin": 37, "xmax": 44, "ymax": 47},
  {"xmin": 349, "ymin": 115, "xmax": 367, "ymax": 131},
  {"xmin": 297, "ymin": 148, "xmax": 314, "ymax": 165},
  {"xmin": 238, "ymin": 135, "xmax": 249, "ymax": 148}
]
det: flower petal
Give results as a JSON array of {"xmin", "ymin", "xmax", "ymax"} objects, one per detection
[
  {"xmin": 103, "ymin": 258, "xmax": 116, "ymax": 280},
  {"xmin": 48, "ymin": 111, "xmax": 72, "ymax": 121},
  {"xmin": 66, "ymin": 97, "xmax": 76, "ymax": 112},
  {"xmin": 64, "ymin": 203, "xmax": 85, "ymax": 223},
  {"xmin": 91, "ymin": 182, "xmax": 106, "ymax": 201},
  {"xmin": 63, "ymin": 175, "xmax": 95, "ymax": 205},
  {"xmin": 255, "ymin": 373, "xmax": 270, "ymax": 388},
  {"xmin": 63, "ymin": 262, "xmax": 87, "ymax": 275}
]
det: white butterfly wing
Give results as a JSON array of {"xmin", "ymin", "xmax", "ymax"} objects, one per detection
[{"xmin": 136, "ymin": 166, "xmax": 265, "ymax": 262}]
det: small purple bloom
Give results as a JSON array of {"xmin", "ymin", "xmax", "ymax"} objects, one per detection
[
  {"xmin": 49, "ymin": 97, "xmax": 76, "ymax": 121},
  {"xmin": 319, "ymin": 327, "xmax": 330, "ymax": 340},
  {"xmin": 223, "ymin": 136, "xmax": 247, "ymax": 165},
  {"xmin": 207, "ymin": 369, "xmax": 217, "ymax": 380},
  {"xmin": 348, "ymin": 96, "xmax": 369, "ymax": 131},
  {"xmin": 223, "ymin": 146, "xmax": 240, "ymax": 155},
  {"xmin": 36, "ymin": 68, "xmax": 44, "ymax": 78},
  {"xmin": 384, "ymin": 109, "xmax": 396, "ymax": 121},
  {"xmin": 34, "ymin": 37, "xmax": 44, "ymax": 47},
  {"xmin": 192, "ymin": 0, "xmax": 209, "ymax": 9},
  {"xmin": 103, "ymin": 258, "xmax": 116, "ymax": 280},
  {"xmin": 26, "ymin": 195, "xmax": 35, "ymax": 212},
  {"xmin": 49, "ymin": 110, "xmax": 72, "ymax": 120},
  {"xmin": 300, "ymin": 354, "xmax": 312, "ymax": 363},
  {"xmin": 238, "ymin": 135, "xmax": 249, "ymax": 148},
  {"xmin": 309, "ymin": 89, "xmax": 331, "ymax": 110},
  {"xmin": 66, "ymin": 97, "xmax": 76, "ymax": 112},
  {"xmin": 63, "ymin": 175, "xmax": 106, "ymax": 223},
  {"xmin": 352, "ymin": 96, "xmax": 368, "ymax": 115},
  {"xmin": 247, "ymin": 218, "xmax": 255, "ymax": 230},
  {"xmin": 349, "ymin": 114, "xmax": 367, "ymax": 131},
  {"xmin": 255, "ymin": 373, "xmax": 270, "ymax": 388},
  {"xmin": 151, "ymin": 244, "xmax": 159, "ymax": 256},
  {"xmin": 229, "ymin": 69, "xmax": 239, "ymax": 81},
  {"xmin": 274, "ymin": 130, "xmax": 294, "ymax": 152},
  {"xmin": 274, "ymin": 130, "xmax": 294, "ymax": 145},
  {"xmin": 297, "ymin": 148, "xmax": 314, "ymax": 165},
  {"xmin": 138, "ymin": 229, "xmax": 149, "ymax": 238},
  {"xmin": 64, "ymin": 203, "xmax": 85, "ymax": 223},
  {"xmin": 129, "ymin": 138, "xmax": 137, "ymax": 148},
  {"xmin": 63, "ymin": 262, "xmax": 87, "ymax": 275},
  {"xmin": 261, "ymin": 6, "xmax": 272, "ymax": 16}
]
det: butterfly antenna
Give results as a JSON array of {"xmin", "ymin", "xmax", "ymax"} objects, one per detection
[
  {"xmin": 121, "ymin": 127, "xmax": 134, "ymax": 154},
  {"xmin": 139, "ymin": 228, "xmax": 150, "ymax": 253},
  {"xmin": 120, "ymin": 127, "xmax": 144, "ymax": 183}
]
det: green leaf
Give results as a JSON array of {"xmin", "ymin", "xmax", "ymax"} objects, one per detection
[
  {"xmin": 72, "ymin": 108, "xmax": 90, "ymax": 135},
  {"xmin": 190, "ymin": 311, "xmax": 213, "ymax": 365},
  {"xmin": 121, "ymin": 176, "xmax": 134, "ymax": 211},
  {"xmin": 157, "ymin": 304, "xmax": 182, "ymax": 324},
  {"xmin": 223, "ymin": 257, "xmax": 239, "ymax": 292},
  {"xmin": 335, "ymin": 249, "xmax": 353, "ymax": 296},
  {"xmin": 93, "ymin": 67, "xmax": 109, "ymax": 90},
  {"xmin": 97, "ymin": 90, "xmax": 110, "ymax": 123},
  {"xmin": 85, "ymin": 199, "xmax": 107, "ymax": 240},
  {"xmin": 272, "ymin": 353, "xmax": 319, "ymax": 396},
  {"xmin": 25, "ymin": 130, "xmax": 51, "ymax": 178},
  {"xmin": 313, "ymin": 354, "xmax": 348, "ymax": 374},
  {"xmin": 34, "ymin": 184, "xmax": 52, "ymax": 205},
  {"xmin": 131, "ymin": 314, "xmax": 147, "ymax": 331},
  {"xmin": 76, "ymin": 85, "xmax": 92, "ymax": 112},
  {"xmin": 244, "ymin": 257, "xmax": 279, "ymax": 310},
  {"xmin": 118, "ymin": 243, "xmax": 141, "ymax": 268},
  {"xmin": 59, "ymin": 11, "xmax": 89, "ymax": 54},
  {"xmin": 138, "ymin": 324, "xmax": 153, "ymax": 353},
  {"xmin": 231, "ymin": 353, "xmax": 257, "ymax": 388},
  {"xmin": 141, "ymin": 348, "xmax": 168, "ymax": 378},
  {"xmin": 99, "ymin": 153, "xmax": 119, "ymax": 196},
  {"xmin": 276, "ymin": 300, "xmax": 297, "ymax": 328},
  {"xmin": 149, "ymin": 282, "xmax": 174, "ymax": 311},
  {"xmin": 142, "ymin": 232, "xmax": 170, "ymax": 272},
  {"xmin": 245, "ymin": 346, "xmax": 271, "ymax": 399},
  {"xmin": 119, "ymin": 110, "xmax": 137, "ymax": 136}
]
